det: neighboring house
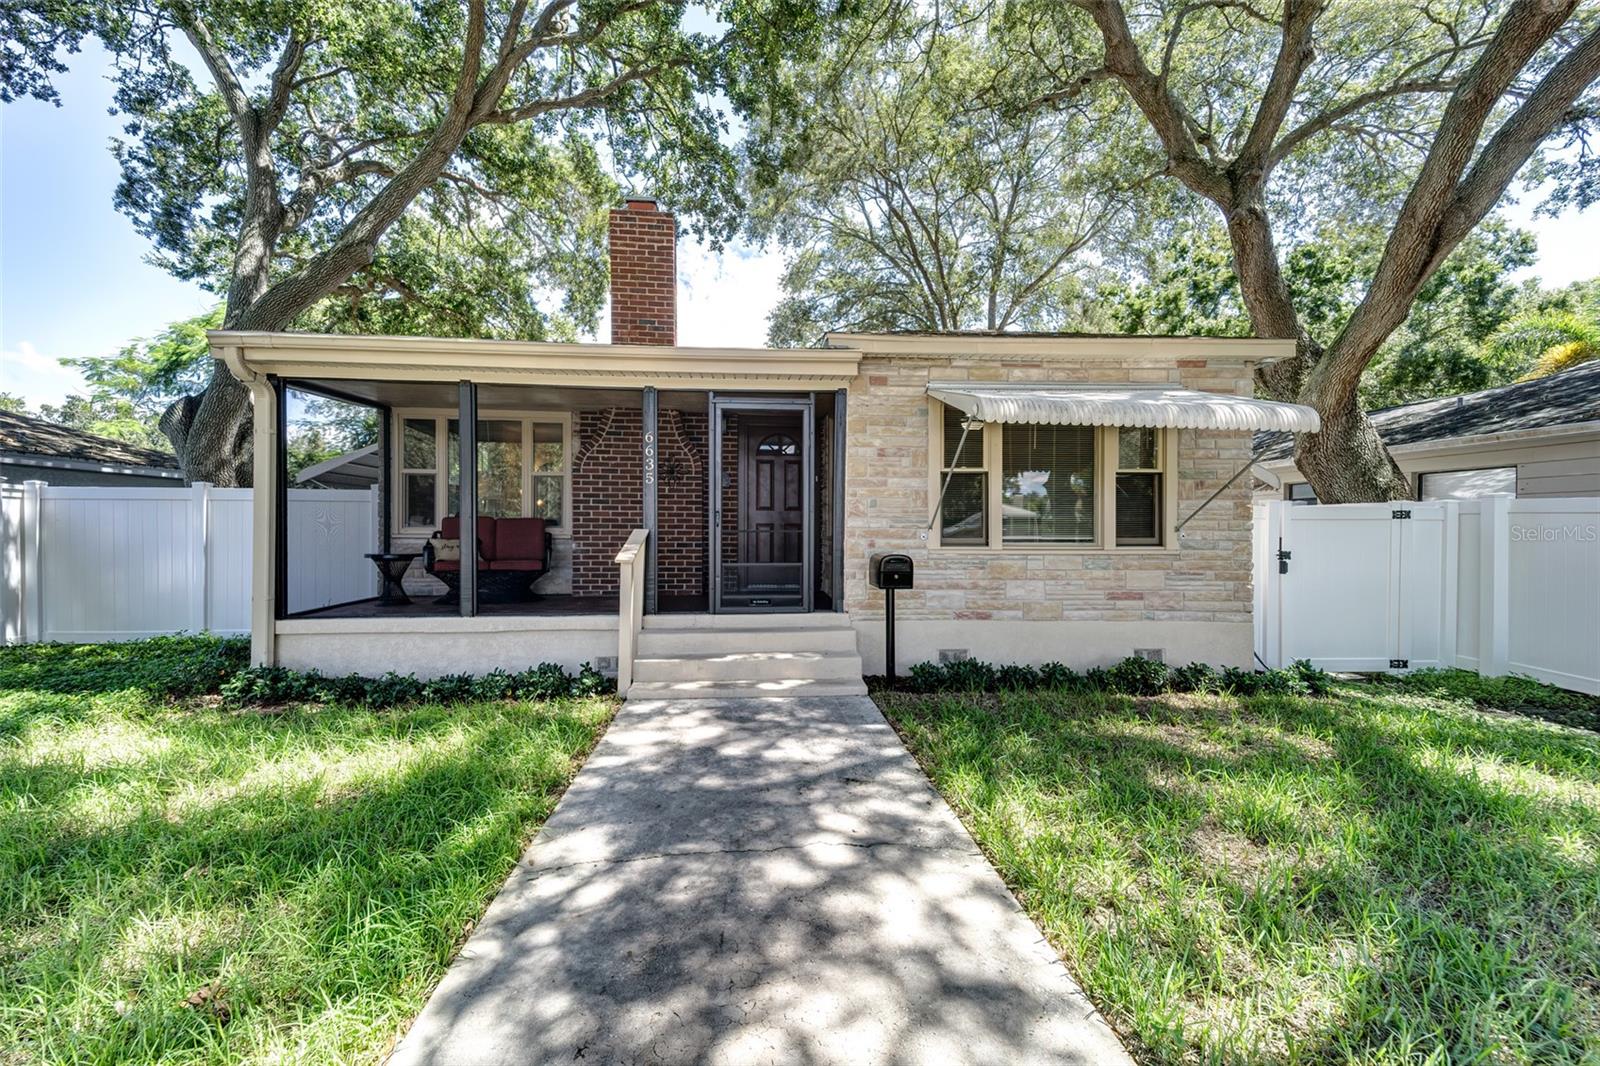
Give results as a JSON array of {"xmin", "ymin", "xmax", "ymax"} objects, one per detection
[
  {"xmin": 294, "ymin": 444, "xmax": 380, "ymax": 489},
  {"xmin": 1255, "ymin": 361, "xmax": 1600, "ymax": 503},
  {"xmin": 0, "ymin": 411, "xmax": 182, "ymax": 487},
  {"xmin": 216, "ymin": 197, "xmax": 1318, "ymax": 689}
]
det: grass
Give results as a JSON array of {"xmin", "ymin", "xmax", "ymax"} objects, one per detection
[
  {"xmin": 0, "ymin": 640, "xmax": 617, "ymax": 1065},
  {"xmin": 877, "ymin": 681, "xmax": 1600, "ymax": 1064}
]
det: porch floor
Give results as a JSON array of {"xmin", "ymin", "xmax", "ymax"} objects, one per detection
[
  {"xmin": 293, "ymin": 592, "xmax": 710, "ymax": 620},
  {"xmin": 295, "ymin": 595, "xmax": 620, "ymax": 619}
]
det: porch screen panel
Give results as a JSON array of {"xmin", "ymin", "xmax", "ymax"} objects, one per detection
[
  {"xmin": 939, "ymin": 403, "xmax": 987, "ymax": 545},
  {"xmin": 448, "ymin": 419, "xmax": 523, "ymax": 518},
  {"xmin": 1001, "ymin": 423, "xmax": 1096, "ymax": 543}
]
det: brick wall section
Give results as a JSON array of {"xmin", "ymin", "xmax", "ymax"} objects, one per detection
[
  {"xmin": 572, "ymin": 408, "xmax": 642, "ymax": 596},
  {"xmin": 571, "ymin": 407, "xmax": 706, "ymax": 597},
  {"xmin": 658, "ymin": 409, "xmax": 707, "ymax": 596},
  {"xmin": 608, "ymin": 199, "xmax": 676, "ymax": 346},
  {"xmin": 842, "ymin": 354, "xmax": 1257, "ymax": 624}
]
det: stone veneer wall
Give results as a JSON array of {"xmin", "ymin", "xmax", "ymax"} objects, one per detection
[
  {"xmin": 842, "ymin": 352, "xmax": 1256, "ymax": 664},
  {"xmin": 571, "ymin": 407, "xmax": 707, "ymax": 598}
]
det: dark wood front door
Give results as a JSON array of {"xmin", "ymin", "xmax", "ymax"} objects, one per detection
[{"xmin": 731, "ymin": 415, "xmax": 805, "ymax": 607}]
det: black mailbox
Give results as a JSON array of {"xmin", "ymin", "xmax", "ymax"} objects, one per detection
[{"xmin": 870, "ymin": 552, "xmax": 914, "ymax": 590}]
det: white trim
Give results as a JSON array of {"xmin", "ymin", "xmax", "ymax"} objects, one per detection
[
  {"xmin": 211, "ymin": 329, "xmax": 860, "ymax": 388},
  {"xmin": 392, "ymin": 408, "xmax": 572, "ymax": 536},
  {"xmin": 830, "ymin": 332, "xmax": 1296, "ymax": 361}
]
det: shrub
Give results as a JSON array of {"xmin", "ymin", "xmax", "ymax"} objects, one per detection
[
  {"xmin": 222, "ymin": 661, "xmax": 613, "ymax": 707},
  {"xmin": 1038, "ymin": 662, "xmax": 1082, "ymax": 690},
  {"xmin": 1169, "ymin": 661, "xmax": 1222, "ymax": 694},
  {"xmin": 1105, "ymin": 656, "xmax": 1170, "ymax": 696},
  {"xmin": 896, "ymin": 653, "xmax": 1329, "ymax": 701},
  {"xmin": 996, "ymin": 663, "xmax": 1042, "ymax": 691},
  {"xmin": 1289, "ymin": 659, "xmax": 1334, "ymax": 696}
]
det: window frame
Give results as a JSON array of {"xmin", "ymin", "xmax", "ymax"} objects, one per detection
[
  {"xmin": 936, "ymin": 403, "xmax": 991, "ymax": 546},
  {"xmin": 391, "ymin": 408, "xmax": 572, "ymax": 536},
  {"xmin": 928, "ymin": 399, "xmax": 1178, "ymax": 552},
  {"xmin": 1114, "ymin": 426, "xmax": 1165, "ymax": 547}
]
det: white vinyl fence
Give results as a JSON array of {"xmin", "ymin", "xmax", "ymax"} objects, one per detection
[
  {"xmin": 1254, "ymin": 497, "xmax": 1600, "ymax": 694},
  {"xmin": 2, "ymin": 481, "xmax": 379, "ymax": 644}
]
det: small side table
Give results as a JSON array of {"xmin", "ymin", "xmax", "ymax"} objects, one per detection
[{"xmin": 365, "ymin": 552, "xmax": 420, "ymax": 606}]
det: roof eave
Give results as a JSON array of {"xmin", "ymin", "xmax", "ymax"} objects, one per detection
[
  {"xmin": 827, "ymin": 332, "xmax": 1296, "ymax": 361},
  {"xmin": 210, "ymin": 330, "xmax": 861, "ymax": 388}
]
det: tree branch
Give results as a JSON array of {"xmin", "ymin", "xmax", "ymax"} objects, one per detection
[
  {"xmin": 1235, "ymin": 0, "xmax": 1322, "ymax": 172},
  {"xmin": 1069, "ymin": 0, "xmax": 1232, "ymax": 204}
]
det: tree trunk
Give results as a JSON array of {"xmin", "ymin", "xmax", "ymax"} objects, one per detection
[{"xmin": 1291, "ymin": 391, "xmax": 1412, "ymax": 502}]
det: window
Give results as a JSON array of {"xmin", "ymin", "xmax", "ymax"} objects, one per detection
[
  {"xmin": 1115, "ymin": 427, "xmax": 1163, "ymax": 545},
  {"xmin": 1419, "ymin": 467, "xmax": 1515, "ymax": 500},
  {"xmin": 1002, "ymin": 423, "xmax": 1096, "ymax": 543},
  {"xmin": 757, "ymin": 433, "xmax": 798, "ymax": 455},
  {"xmin": 932, "ymin": 401, "xmax": 1172, "ymax": 549},
  {"xmin": 396, "ymin": 412, "xmax": 568, "ymax": 532},
  {"xmin": 937, "ymin": 403, "xmax": 987, "ymax": 545},
  {"xmin": 401, "ymin": 418, "xmax": 438, "ymax": 529}
]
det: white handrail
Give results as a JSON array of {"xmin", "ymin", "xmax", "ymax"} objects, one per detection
[{"xmin": 614, "ymin": 529, "xmax": 649, "ymax": 697}]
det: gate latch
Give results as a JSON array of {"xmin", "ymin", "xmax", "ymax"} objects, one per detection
[{"xmin": 1277, "ymin": 548, "xmax": 1291, "ymax": 574}]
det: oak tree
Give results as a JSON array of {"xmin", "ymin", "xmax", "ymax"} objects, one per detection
[
  {"xmin": 5, "ymin": 0, "xmax": 823, "ymax": 483},
  {"xmin": 1007, "ymin": 0, "xmax": 1600, "ymax": 500}
]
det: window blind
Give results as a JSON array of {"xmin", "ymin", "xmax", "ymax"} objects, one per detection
[{"xmin": 1002, "ymin": 423, "xmax": 1095, "ymax": 543}]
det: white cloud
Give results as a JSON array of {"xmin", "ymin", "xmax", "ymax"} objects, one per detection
[{"xmin": 0, "ymin": 342, "xmax": 89, "ymax": 408}]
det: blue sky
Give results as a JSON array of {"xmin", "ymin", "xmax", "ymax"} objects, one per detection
[{"xmin": 3, "ymin": 42, "xmax": 1598, "ymax": 409}]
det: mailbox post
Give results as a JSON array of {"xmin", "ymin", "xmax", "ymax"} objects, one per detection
[{"xmin": 869, "ymin": 553, "xmax": 914, "ymax": 688}]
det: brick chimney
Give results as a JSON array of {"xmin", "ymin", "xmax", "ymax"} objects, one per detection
[{"xmin": 608, "ymin": 195, "xmax": 676, "ymax": 346}]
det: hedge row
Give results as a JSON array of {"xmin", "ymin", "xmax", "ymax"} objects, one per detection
[
  {"xmin": 221, "ymin": 661, "xmax": 613, "ymax": 707},
  {"xmin": 896, "ymin": 655, "xmax": 1335, "ymax": 698}
]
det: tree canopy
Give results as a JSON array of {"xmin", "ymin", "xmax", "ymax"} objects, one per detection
[
  {"xmin": 5, "ymin": 0, "xmax": 828, "ymax": 484},
  {"xmin": 753, "ymin": 4, "xmax": 1149, "ymax": 345},
  {"xmin": 995, "ymin": 0, "xmax": 1600, "ymax": 501}
]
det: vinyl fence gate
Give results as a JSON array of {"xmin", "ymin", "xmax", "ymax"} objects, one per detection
[{"xmin": 1254, "ymin": 497, "xmax": 1599, "ymax": 695}]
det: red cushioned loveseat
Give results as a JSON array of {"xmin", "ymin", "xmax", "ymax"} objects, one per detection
[{"xmin": 422, "ymin": 515, "xmax": 553, "ymax": 603}]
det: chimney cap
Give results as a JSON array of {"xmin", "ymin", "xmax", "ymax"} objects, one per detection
[{"xmin": 621, "ymin": 193, "xmax": 660, "ymax": 210}]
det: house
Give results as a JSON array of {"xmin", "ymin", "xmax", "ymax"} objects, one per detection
[
  {"xmin": 293, "ymin": 444, "xmax": 380, "ymax": 489},
  {"xmin": 0, "ymin": 410, "xmax": 182, "ymax": 486},
  {"xmin": 214, "ymin": 197, "xmax": 1318, "ymax": 693},
  {"xmin": 1255, "ymin": 361, "xmax": 1600, "ymax": 502}
]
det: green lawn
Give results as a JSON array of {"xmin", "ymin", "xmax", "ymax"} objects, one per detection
[
  {"xmin": 878, "ymin": 683, "xmax": 1600, "ymax": 1064},
  {"xmin": 0, "ymin": 641, "xmax": 616, "ymax": 1065}
]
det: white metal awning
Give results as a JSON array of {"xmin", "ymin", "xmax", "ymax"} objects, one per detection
[{"xmin": 927, "ymin": 382, "xmax": 1321, "ymax": 433}]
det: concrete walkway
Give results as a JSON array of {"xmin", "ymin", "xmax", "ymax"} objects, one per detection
[{"xmin": 390, "ymin": 697, "xmax": 1132, "ymax": 1065}]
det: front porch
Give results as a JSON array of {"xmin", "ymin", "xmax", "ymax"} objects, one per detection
[{"xmin": 215, "ymin": 331, "xmax": 861, "ymax": 677}]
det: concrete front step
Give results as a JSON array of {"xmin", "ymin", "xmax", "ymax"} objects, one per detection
[
  {"xmin": 637, "ymin": 626, "xmax": 860, "ymax": 656},
  {"xmin": 643, "ymin": 612, "xmax": 851, "ymax": 630},
  {"xmin": 632, "ymin": 650, "xmax": 863, "ymax": 684},
  {"xmin": 626, "ymin": 678, "xmax": 869, "ymax": 699}
]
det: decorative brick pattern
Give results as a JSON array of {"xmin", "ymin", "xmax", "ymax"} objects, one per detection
[
  {"xmin": 658, "ymin": 409, "xmax": 707, "ymax": 597},
  {"xmin": 842, "ymin": 353, "xmax": 1257, "ymax": 625},
  {"xmin": 571, "ymin": 406, "xmax": 706, "ymax": 597},
  {"xmin": 609, "ymin": 199, "xmax": 676, "ymax": 346}
]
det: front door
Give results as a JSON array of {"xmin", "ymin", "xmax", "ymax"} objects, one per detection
[{"xmin": 712, "ymin": 399, "xmax": 813, "ymax": 611}]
